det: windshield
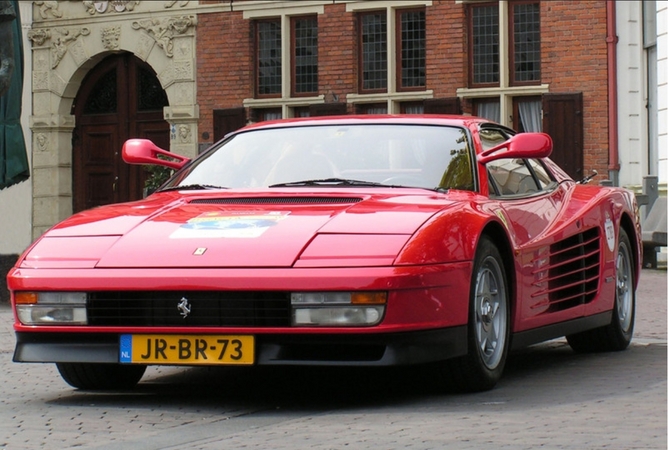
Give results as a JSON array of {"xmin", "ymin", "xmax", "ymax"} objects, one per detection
[{"xmin": 165, "ymin": 124, "xmax": 474, "ymax": 191}]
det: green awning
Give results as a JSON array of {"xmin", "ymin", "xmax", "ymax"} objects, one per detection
[{"xmin": 0, "ymin": 0, "xmax": 29, "ymax": 190}]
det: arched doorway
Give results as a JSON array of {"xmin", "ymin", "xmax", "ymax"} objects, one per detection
[{"xmin": 72, "ymin": 53, "xmax": 169, "ymax": 213}]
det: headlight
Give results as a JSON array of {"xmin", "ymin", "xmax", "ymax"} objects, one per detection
[
  {"xmin": 291, "ymin": 292, "xmax": 386, "ymax": 326},
  {"xmin": 14, "ymin": 292, "xmax": 88, "ymax": 325}
]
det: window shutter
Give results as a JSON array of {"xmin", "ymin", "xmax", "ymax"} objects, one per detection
[
  {"xmin": 309, "ymin": 103, "xmax": 348, "ymax": 116},
  {"xmin": 213, "ymin": 108, "xmax": 246, "ymax": 142},
  {"xmin": 423, "ymin": 97, "xmax": 461, "ymax": 114},
  {"xmin": 542, "ymin": 93, "xmax": 583, "ymax": 180}
]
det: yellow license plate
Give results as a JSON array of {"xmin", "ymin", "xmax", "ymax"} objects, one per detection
[{"xmin": 119, "ymin": 334, "xmax": 254, "ymax": 365}]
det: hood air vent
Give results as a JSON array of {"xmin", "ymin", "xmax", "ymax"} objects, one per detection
[{"xmin": 190, "ymin": 197, "xmax": 362, "ymax": 205}]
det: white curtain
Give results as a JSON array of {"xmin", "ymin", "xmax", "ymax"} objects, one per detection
[
  {"xmin": 477, "ymin": 101, "xmax": 500, "ymax": 122},
  {"xmin": 404, "ymin": 105, "xmax": 424, "ymax": 114},
  {"xmin": 519, "ymin": 100, "xmax": 542, "ymax": 132}
]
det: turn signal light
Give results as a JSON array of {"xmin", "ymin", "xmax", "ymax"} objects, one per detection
[
  {"xmin": 351, "ymin": 292, "xmax": 387, "ymax": 305},
  {"xmin": 14, "ymin": 292, "xmax": 38, "ymax": 304}
]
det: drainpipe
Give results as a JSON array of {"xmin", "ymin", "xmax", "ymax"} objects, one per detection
[{"xmin": 606, "ymin": 0, "xmax": 620, "ymax": 186}]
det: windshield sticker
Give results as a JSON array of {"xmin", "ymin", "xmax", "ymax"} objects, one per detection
[{"xmin": 170, "ymin": 211, "xmax": 289, "ymax": 238}]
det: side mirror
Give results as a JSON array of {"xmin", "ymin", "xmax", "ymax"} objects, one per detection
[
  {"xmin": 477, "ymin": 132, "xmax": 553, "ymax": 165},
  {"xmin": 122, "ymin": 139, "xmax": 190, "ymax": 170}
]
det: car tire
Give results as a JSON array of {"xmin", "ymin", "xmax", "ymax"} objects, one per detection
[
  {"xmin": 566, "ymin": 228, "xmax": 635, "ymax": 353},
  {"xmin": 56, "ymin": 363, "xmax": 146, "ymax": 390},
  {"xmin": 446, "ymin": 235, "xmax": 510, "ymax": 392}
]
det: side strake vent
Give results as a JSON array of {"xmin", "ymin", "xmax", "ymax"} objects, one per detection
[
  {"xmin": 544, "ymin": 228, "xmax": 601, "ymax": 312},
  {"xmin": 190, "ymin": 197, "xmax": 362, "ymax": 205}
]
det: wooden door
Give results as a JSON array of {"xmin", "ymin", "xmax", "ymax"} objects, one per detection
[{"xmin": 72, "ymin": 54, "xmax": 169, "ymax": 213}]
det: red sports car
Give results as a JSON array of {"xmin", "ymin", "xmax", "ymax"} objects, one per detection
[{"xmin": 8, "ymin": 116, "xmax": 641, "ymax": 392}]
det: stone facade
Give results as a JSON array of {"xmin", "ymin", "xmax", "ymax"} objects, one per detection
[{"xmin": 27, "ymin": 0, "xmax": 199, "ymax": 240}]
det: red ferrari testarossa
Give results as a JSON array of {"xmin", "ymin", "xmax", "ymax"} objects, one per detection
[{"xmin": 8, "ymin": 116, "xmax": 641, "ymax": 392}]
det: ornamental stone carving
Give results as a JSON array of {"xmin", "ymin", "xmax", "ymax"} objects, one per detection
[
  {"xmin": 165, "ymin": 1, "xmax": 190, "ymax": 8},
  {"xmin": 83, "ymin": 1, "xmax": 140, "ymax": 15},
  {"xmin": 177, "ymin": 124, "xmax": 191, "ymax": 144},
  {"xmin": 35, "ymin": 133, "xmax": 49, "ymax": 153},
  {"xmin": 131, "ymin": 15, "xmax": 196, "ymax": 58},
  {"xmin": 51, "ymin": 28, "xmax": 91, "ymax": 69},
  {"xmin": 35, "ymin": 1, "xmax": 63, "ymax": 20},
  {"xmin": 102, "ymin": 26, "xmax": 121, "ymax": 50},
  {"xmin": 28, "ymin": 29, "xmax": 50, "ymax": 47}
]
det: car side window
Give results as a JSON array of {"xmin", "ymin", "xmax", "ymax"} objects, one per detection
[
  {"xmin": 487, "ymin": 158, "xmax": 539, "ymax": 196},
  {"xmin": 526, "ymin": 158, "xmax": 557, "ymax": 190}
]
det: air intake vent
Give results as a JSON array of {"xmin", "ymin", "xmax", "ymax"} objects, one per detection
[
  {"xmin": 544, "ymin": 228, "xmax": 601, "ymax": 312},
  {"xmin": 190, "ymin": 197, "xmax": 361, "ymax": 205}
]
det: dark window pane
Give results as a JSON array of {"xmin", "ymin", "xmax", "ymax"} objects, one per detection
[
  {"xmin": 84, "ymin": 69, "xmax": 117, "ymax": 114},
  {"xmin": 400, "ymin": 10, "xmax": 426, "ymax": 89},
  {"xmin": 357, "ymin": 103, "xmax": 387, "ymax": 114},
  {"xmin": 513, "ymin": 3, "xmax": 540, "ymax": 82},
  {"xmin": 361, "ymin": 12, "xmax": 387, "ymax": 91},
  {"xmin": 137, "ymin": 67, "xmax": 168, "ymax": 111},
  {"xmin": 258, "ymin": 21, "xmax": 282, "ymax": 95},
  {"xmin": 472, "ymin": 5, "xmax": 499, "ymax": 85},
  {"xmin": 293, "ymin": 16, "xmax": 318, "ymax": 94}
]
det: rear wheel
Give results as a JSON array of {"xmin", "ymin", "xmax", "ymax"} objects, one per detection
[
  {"xmin": 567, "ymin": 228, "xmax": 635, "ymax": 352},
  {"xmin": 56, "ymin": 363, "xmax": 146, "ymax": 390},
  {"xmin": 447, "ymin": 236, "xmax": 510, "ymax": 392}
]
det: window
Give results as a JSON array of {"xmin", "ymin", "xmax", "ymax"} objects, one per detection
[
  {"xmin": 400, "ymin": 102, "xmax": 424, "ymax": 114},
  {"xmin": 254, "ymin": 15, "xmax": 319, "ymax": 99},
  {"xmin": 470, "ymin": 4, "xmax": 499, "ymax": 86},
  {"xmin": 398, "ymin": 8, "xmax": 426, "ymax": 90},
  {"xmin": 358, "ymin": 8, "xmax": 426, "ymax": 93},
  {"xmin": 487, "ymin": 156, "xmax": 555, "ymax": 197},
  {"xmin": 469, "ymin": 1, "xmax": 540, "ymax": 87},
  {"xmin": 356, "ymin": 103, "xmax": 388, "ymax": 114},
  {"xmin": 359, "ymin": 11, "xmax": 388, "ymax": 92},
  {"xmin": 252, "ymin": 108, "xmax": 282, "ymax": 122},
  {"xmin": 526, "ymin": 158, "xmax": 556, "ymax": 189},
  {"xmin": 513, "ymin": 96, "xmax": 542, "ymax": 132},
  {"xmin": 292, "ymin": 16, "xmax": 318, "ymax": 96},
  {"xmin": 256, "ymin": 19, "xmax": 282, "ymax": 97},
  {"xmin": 474, "ymin": 98, "xmax": 501, "ymax": 122},
  {"xmin": 461, "ymin": 1, "xmax": 546, "ymax": 129},
  {"xmin": 510, "ymin": 1, "xmax": 540, "ymax": 85}
]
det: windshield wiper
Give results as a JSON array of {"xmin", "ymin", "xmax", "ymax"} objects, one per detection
[
  {"xmin": 159, "ymin": 184, "xmax": 227, "ymax": 192},
  {"xmin": 269, "ymin": 178, "xmax": 388, "ymax": 188}
]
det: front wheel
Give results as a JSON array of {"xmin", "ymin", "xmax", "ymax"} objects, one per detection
[
  {"xmin": 567, "ymin": 228, "xmax": 636, "ymax": 352},
  {"xmin": 446, "ymin": 236, "xmax": 510, "ymax": 392},
  {"xmin": 56, "ymin": 363, "xmax": 146, "ymax": 390}
]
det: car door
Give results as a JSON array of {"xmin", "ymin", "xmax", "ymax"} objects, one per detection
[{"xmin": 481, "ymin": 127, "xmax": 586, "ymax": 332}]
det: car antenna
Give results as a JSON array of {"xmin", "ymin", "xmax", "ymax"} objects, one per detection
[{"xmin": 578, "ymin": 169, "xmax": 598, "ymax": 185}]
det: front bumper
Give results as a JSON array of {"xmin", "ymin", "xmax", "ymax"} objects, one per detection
[{"xmin": 14, "ymin": 327, "xmax": 468, "ymax": 367}]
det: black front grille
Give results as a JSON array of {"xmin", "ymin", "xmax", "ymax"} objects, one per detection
[{"xmin": 88, "ymin": 291, "xmax": 291, "ymax": 327}]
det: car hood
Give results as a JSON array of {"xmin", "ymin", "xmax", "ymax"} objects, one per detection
[{"xmin": 22, "ymin": 190, "xmax": 457, "ymax": 269}]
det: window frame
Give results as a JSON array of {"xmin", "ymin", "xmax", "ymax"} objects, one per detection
[
  {"xmin": 395, "ymin": 7, "xmax": 427, "ymax": 92},
  {"xmin": 255, "ymin": 18, "xmax": 283, "ymax": 99},
  {"xmin": 468, "ymin": 2, "xmax": 500, "ymax": 88},
  {"xmin": 468, "ymin": 1, "xmax": 541, "ymax": 88},
  {"xmin": 358, "ymin": 10, "xmax": 389, "ymax": 94},
  {"xmin": 290, "ymin": 14, "xmax": 319, "ymax": 98},
  {"xmin": 509, "ymin": 0, "xmax": 541, "ymax": 86}
]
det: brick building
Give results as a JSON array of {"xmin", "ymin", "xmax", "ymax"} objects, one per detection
[{"xmin": 197, "ymin": 0, "xmax": 609, "ymax": 184}]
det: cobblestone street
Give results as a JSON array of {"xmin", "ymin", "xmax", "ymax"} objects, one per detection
[{"xmin": 0, "ymin": 269, "xmax": 665, "ymax": 450}]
